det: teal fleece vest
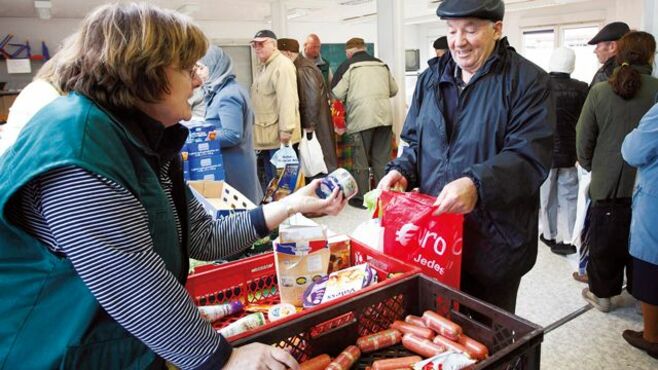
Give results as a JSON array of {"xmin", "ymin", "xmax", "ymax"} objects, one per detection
[{"xmin": 0, "ymin": 93, "xmax": 185, "ymax": 369}]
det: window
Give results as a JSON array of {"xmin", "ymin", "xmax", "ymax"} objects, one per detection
[
  {"xmin": 562, "ymin": 26, "xmax": 599, "ymax": 83},
  {"xmin": 522, "ymin": 29, "xmax": 556, "ymax": 72},
  {"xmin": 522, "ymin": 24, "xmax": 600, "ymax": 84}
]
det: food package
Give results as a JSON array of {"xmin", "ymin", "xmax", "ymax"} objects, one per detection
[
  {"xmin": 302, "ymin": 275, "xmax": 328, "ymax": 308},
  {"xmin": 274, "ymin": 224, "xmax": 329, "ymax": 307},
  {"xmin": 327, "ymin": 234, "xmax": 351, "ymax": 274},
  {"xmin": 217, "ymin": 312, "xmax": 266, "ymax": 338},
  {"xmin": 320, "ymin": 263, "xmax": 377, "ymax": 304},
  {"xmin": 413, "ymin": 351, "xmax": 476, "ymax": 370}
]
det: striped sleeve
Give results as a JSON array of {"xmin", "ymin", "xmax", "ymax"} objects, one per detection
[
  {"xmin": 187, "ymin": 192, "xmax": 269, "ymax": 261},
  {"xmin": 33, "ymin": 166, "xmax": 230, "ymax": 370}
]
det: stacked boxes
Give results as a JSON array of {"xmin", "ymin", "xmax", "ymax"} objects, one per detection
[{"xmin": 182, "ymin": 122, "xmax": 224, "ymax": 181}]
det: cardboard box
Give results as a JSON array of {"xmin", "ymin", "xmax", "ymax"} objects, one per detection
[
  {"xmin": 185, "ymin": 122, "xmax": 216, "ymax": 143},
  {"xmin": 188, "ymin": 180, "xmax": 256, "ymax": 218},
  {"xmin": 328, "ymin": 234, "xmax": 351, "ymax": 274},
  {"xmin": 187, "ymin": 140, "xmax": 221, "ymax": 157},
  {"xmin": 274, "ymin": 224, "xmax": 329, "ymax": 307},
  {"xmin": 190, "ymin": 165, "xmax": 225, "ymax": 181}
]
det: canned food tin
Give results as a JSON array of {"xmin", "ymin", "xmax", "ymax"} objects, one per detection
[{"xmin": 316, "ymin": 168, "xmax": 358, "ymax": 200}]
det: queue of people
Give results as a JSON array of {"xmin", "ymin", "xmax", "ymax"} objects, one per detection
[{"xmin": 1, "ymin": 0, "xmax": 657, "ymax": 367}]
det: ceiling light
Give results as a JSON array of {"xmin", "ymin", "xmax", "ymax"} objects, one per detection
[{"xmin": 34, "ymin": 1, "xmax": 52, "ymax": 20}]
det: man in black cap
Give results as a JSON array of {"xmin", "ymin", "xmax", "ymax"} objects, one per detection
[
  {"xmin": 379, "ymin": 0, "xmax": 554, "ymax": 313},
  {"xmin": 588, "ymin": 21, "xmax": 630, "ymax": 87},
  {"xmin": 250, "ymin": 30, "xmax": 301, "ymax": 188},
  {"xmin": 433, "ymin": 36, "xmax": 448, "ymax": 58}
]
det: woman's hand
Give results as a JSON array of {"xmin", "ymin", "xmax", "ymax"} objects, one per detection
[
  {"xmin": 284, "ymin": 179, "xmax": 346, "ymax": 216},
  {"xmin": 223, "ymin": 343, "xmax": 299, "ymax": 370}
]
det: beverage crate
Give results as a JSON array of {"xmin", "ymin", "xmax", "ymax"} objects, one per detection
[
  {"xmin": 232, "ymin": 274, "xmax": 543, "ymax": 370},
  {"xmin": 185, "ymin": 239, "xmax": 420, "ymax": 341}
]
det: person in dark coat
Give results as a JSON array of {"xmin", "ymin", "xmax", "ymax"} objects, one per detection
[
  {"xmin": 539, "ymin": 47, "xmax": 588, "ymax": 256},
  {"xmin": 278, "ymin": 38, "xmax": 338, "ymax": 176},
  {"xmin": 379, "ymin": 0, "xmax": 554, "ymax": 313},
  {"xmin": 588, "ymin": 21, "xmax": 630, "ymax": 87},
  {"xmin": 433, "ymin": 36, "xmax": 448, "ymax": 58},
  {"xmin": 577, "ymin": 31, "xmax": 658, "ymax": 312}
]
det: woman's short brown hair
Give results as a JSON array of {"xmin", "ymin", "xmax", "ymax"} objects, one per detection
[{"xmin": 56, "ymin": 2, "xmax": 208, "ymax": 110}]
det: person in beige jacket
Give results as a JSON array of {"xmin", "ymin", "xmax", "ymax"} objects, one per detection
[
  {"xmin": 250, "ymin": 30, "xmax": 301, "ymax": 182},
  {"xmin": 331, "ymin": 37, "xmax": 398, "ymax": 208}
]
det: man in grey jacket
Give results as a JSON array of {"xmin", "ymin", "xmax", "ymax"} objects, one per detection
[{"xmin": 332, "ymin": 38, "xmax": 398, "ymax": 208}]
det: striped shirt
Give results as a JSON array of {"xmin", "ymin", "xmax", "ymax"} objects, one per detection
[{"xmin": 12, "ymin": 164, "xmax": 268, "ymax": 370}]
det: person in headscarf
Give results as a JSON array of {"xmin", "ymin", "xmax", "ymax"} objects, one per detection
[{"xmin": 199, "ymin": 45, "xmax": 263, "ymax": 203}]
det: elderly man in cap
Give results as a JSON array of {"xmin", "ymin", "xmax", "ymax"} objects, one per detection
[
  {"xmin": 332, "ymin": 37, "xmax": 398, "ymax": 209},
  {"xmin": 250, "ymin": 30, "xmax": 301, "ymax": 183},
  {"xmin": 433, "ymin": 36, "xmax": 448, "ymax": 58},
  {"xmin": 588, "ymin": 21, "xmax": 630, "ymax": 87},
  {"xmin": 278, "ymin": 38, "xmax": 338, "ymax": 177},
  {"xmin": 379, "ymin": 0, "xmax": 554, "ymax": 313}
]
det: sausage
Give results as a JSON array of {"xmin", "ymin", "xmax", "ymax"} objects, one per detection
[
  {"xmin": 432, "ymin": 335, "xmax": 470, "ymax": 356},
  {"xmin": 390, "ymin": 320, "xmax": 435, "ymax": 340},
  {"xmin": 457, "ymin": 334, "xmax": 489, "ymax": 360},
  {"xmin": 371, "ymin": 355, "xmax": 422, "ymax": 370},
  {"xmin": 326, "ymin": 345, "xmax": 361, "ymax": 370},
  {"xmin": 357, "ymin": 329, "xmax": 402, "ymax": 353},
  {"xmin": 401, "ymin": 333, "xmax": 446, "ymax": 358},
  {"xmin": 422, "ymin": 311, "xmax": 462, "ymax": 341},
  {"xmin": 404, "ymin": 315, "xmax": 427, "ymax": 328},
  {"xmin": 298, "ymin": 354, "xmax": 331, "ymax": 370}
]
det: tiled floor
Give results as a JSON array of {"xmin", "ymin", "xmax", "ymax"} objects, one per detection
[{"xmin": 315, "ymin": 205, "xmax": 658, "ymax": 370}]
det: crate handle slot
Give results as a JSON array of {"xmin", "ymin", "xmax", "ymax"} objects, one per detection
[{"xmin": 309, "ymin": 314, "xmax": 357, "ymax": 339}]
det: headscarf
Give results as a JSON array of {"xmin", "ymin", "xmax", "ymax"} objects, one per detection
[{"xmin": 200, "ymin": 45, "xmax": 235, "ymax": 95}]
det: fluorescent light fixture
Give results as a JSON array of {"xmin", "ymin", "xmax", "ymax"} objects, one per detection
[
  {"xmin": 339, "ymin": 0, "xmax": 373, "ymax": 5},
  {"xmin": 34, "ymin": 1, "xmax": 52, "ymax": 20},
  {"xmin": 287, "ymin": 8, "xmax": 309, "ymax": 20}
]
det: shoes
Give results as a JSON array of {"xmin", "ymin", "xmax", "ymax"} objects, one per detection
[
  {"xmin": 572, "ymin": 271, "xmax": 589, "ymax": 284},
  {"xmin": 539, "ymin": 234, "xmax": 556, "ymax": 247},
  {"xmin": 348, "ymin": 198, "xmax": 367, "ymax": 210},
  {"xmin": 622, "ymin": 330, "xmax": 658, "ymax": 359},
  {"xmin": 582, "ymin": 287, "xmax": 612, "ymax": 312},
  {"xmin": 551, "ymin": 242, "xmax": 577, "ymax": 256}
]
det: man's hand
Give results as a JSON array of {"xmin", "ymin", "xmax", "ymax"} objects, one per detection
[
  {"xmin": 377, "ymin": 170, "xmax": 408, "ymax": 192},
  {"xmin": 433, "ymin": 177, "xmax": 478, "ymax": 215},
  {"xmin": 223, "ymin": 343, "xmax": 299, "ymax": 370},
  {"xmin": 279, "ymin": 131, "xmax": 292, "ymax": 145}
]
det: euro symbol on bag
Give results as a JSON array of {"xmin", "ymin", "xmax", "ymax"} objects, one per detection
[{"xmin": 395, "ymin": 223, "xmax": 420, "ymax": 246}]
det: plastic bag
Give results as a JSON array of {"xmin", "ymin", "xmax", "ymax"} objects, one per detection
[
  {"xmin": 380, "ymin": 191, "xmax": 463, "ymax": 288},
  {"xmin": 298, "ymin": 131, "xmax": 328, "ymax": 177},
  {"xmin": 270, "ymin": 144, "xmax": 298, "ymax": 168}
]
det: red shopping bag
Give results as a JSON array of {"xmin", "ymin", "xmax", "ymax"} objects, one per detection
[{"xmin": 380, "ymin": 191, "xmax": 463, "ymax": 288}]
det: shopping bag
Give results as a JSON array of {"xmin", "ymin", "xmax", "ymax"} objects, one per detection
[
  {"xmin": 270, "ymin": 144, "xmax": 298, "ymax": 168},
  {"xmin": 298, "ymin": 131, "xmax": 328, "ymax": 177},
  {"xmin": 570, "ymin": 164, "xmax": 591, "ymax": 248},
  {"xmin": 380, "ymin": 191, "xmax": 463, "ymax": 288}
]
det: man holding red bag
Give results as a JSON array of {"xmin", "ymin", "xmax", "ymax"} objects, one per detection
[{"xmin": 379, "ymin": 0, "xmax": 554, "ymax": 313}]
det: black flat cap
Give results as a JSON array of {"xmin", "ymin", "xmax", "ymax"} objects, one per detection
[
  {"xmin": 253, "ymin": 29, "xmax": 277, "ymax": 41},
  {"xmin": 588, "ymin": 22, "xmax": 630, "ymax": 45},
  {"xmin": 437, "ymin": 0, "xmax": 505, "ymax": 22},
  {"xmin": 433, "ymin": 36, "xmax": 448, "ymax": 50}
]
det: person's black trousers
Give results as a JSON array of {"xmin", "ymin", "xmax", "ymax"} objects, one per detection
[
  {"xmin": 461, "ymin": 271, "xmax": 522, "ymax": 314},
  {"xmin": 586, "ymin": 199, "xmax": 633, "ymax": 298}
]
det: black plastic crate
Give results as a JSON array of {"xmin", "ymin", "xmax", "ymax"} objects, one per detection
[{"xmin": 233, "ymin": 274, "xmax": 543, "ymax": 370}]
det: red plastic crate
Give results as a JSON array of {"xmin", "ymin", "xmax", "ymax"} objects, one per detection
[{"xmin": 185, "ymin": 239, "xmax": 420, "ymax": 342}]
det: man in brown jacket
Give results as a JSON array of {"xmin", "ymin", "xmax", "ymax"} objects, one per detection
[
  {"xmin": 278, "ymin": 38, "xmax": 337, "ymax": 177},
  {"xmin": 250, "ymin": 30, "xmax": 301, "ymax": 181}
]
